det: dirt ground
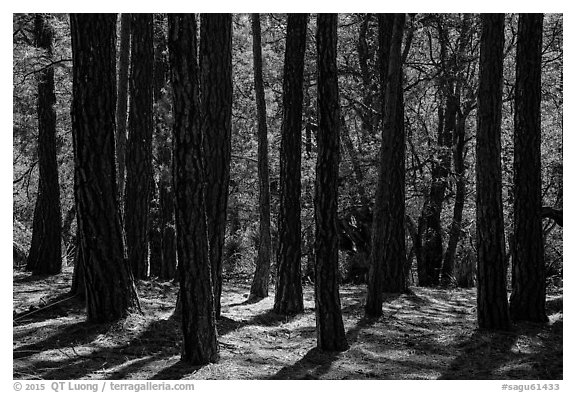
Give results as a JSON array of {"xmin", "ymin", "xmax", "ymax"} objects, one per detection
[{"xmin": 13, "ymin": 268, "xmax": 563, "ymax": 380}]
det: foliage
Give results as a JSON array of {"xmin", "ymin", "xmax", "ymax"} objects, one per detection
[{"xmin": 13, "ymin": 13, "xmax": 562, "ymax": 290}]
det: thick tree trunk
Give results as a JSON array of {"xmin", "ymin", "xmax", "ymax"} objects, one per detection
[
  {"xmin": 274, "ymin": 14, "xmax": 308, "ymax": 315},
  {"xmin": 167, "ymin": 14, "xmax": 219, "ymax": 365},
  {"xmin": 249, "ymin": 13, "xmax": 273, "ymax": 301},
  {"xmin": 509, "ymin": 14, "xmax": 547, "ymax": 323},
  {"xmin": 365, "ymin": 13, "xmax": 407, "ymax": 317},
  {"xmin": 314, "ymin": 13, "xmax": 349, "ymax": 351},
  {"xmin": 124, "ymin": 14, "xmax": 154, "ymax": 279},
  {"xmin": 26, "ymin": 14, "xmax": 62, "ymax": 275},
  {"xmin": 475, "ymin": 14, "xmax": 510, "ymax": 330},
  {"xmin": 200, "ymin": 14, "xmax": 233, "ymax": 318},
  {"xmin": 70, "ymin": 13, "xmax": 141, "ymax": 323},
  {"xmin": 116, "ymin": 13, "xmax": 130, "ymax": 205}
]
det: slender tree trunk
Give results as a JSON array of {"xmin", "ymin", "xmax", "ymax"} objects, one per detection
[
  {"xmin": 314, "ymin": 13, "xmax": 349, "ymax": 351},
  {"xmin": 340, "ymin": 117, "xmax": 369, "ymax": 206},
  {"xmin": 365, "ymin": 13, "xmax": 407, "ymax": 317},
  {"xmin": 475, "ymin": 13, "xmax": 510, "ymax": 330},
  {"xmin": 116, "ymin": 13, "xmax": 130, "ymax": 205},
  {"xmin": 357, "ymin": 13, "xmax": 378, "ymax": 138},
  {"xmin": 124, "ymin": 14, "xmax": 154, "ymax": 279},
  {"xmin": 70, "ymin": 227, "xmax": 86, "ymax": 300},
  {"xmin": 442, "ymin": 110, "xmax": 468, "ymax": 285},
  {"xmin": 440, "ymin": 14, "xmax": 472, "ymax": 287},
  {"xmin": 249, "ymin": 13, "xmax": 273, "ymax": 301},
  {"xmin": 70, "ymin": 13, "xmax": 141, "ymax": 323},
  {"xmin": 167, "ymin": 14, "xmax": 219, "ymax": 365},
  {"xmin": 274, "ymin": 14, "xmax": 308, "ymax": 315},
  {"xmin": 509, "ymin": 14, "xmax": 547, "ymax": 323},
  {"xmin": 26, "ymin": 14, "xmax": 62, "ymax": 275},
  {"xmin": 200, "ymin": 14, "xmax": 233, "ymax": 318},
  {"xmin": 151, "ymin": 14, "xmax": 177, "ymax": 280},
  {"xmin": 418, "ymin": 101, "xmax": 449, "ymax": 286}
]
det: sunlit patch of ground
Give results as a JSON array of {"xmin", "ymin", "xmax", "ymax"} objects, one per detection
[{"xmin": 13, "ymin": 269, "xmax": 562, "ymax": 380}]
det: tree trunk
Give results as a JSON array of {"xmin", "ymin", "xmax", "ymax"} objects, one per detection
[
  {"xmin": 116, "ymin": 13, "xmax": 130, "ymax": 205},
  {"xmin": 357, "ymin": 13, "xmax": 378, "ymax": 138},
  {"xmin": 365, "ymin": 13, "xmax": 407, "ymax": 317},
  {"xmin": 200, "ymin": 14, "xmax": 233, "ymax": 318},
  {"xmin": 167, "ymin": 14, "xmax": 219, "ymax": 365},
  {"xmin": 509, "ymin": 14, "xmax": 547, "ymax": 323},
  {"xmin": 274, "ymin": 14, "xmax": 308, "ymax": 315},
  {"xmin": 124, "ymin": 14, "xmax": 154, "ymax": 279},
  {"xmin": 152, "ymin": 13, "xmax": 177, "ymax": 280},
  {"xmin": 70, "ymin": 230, "xmax": 86, "ymax": 300},
  {"xmin": 249, "ymin": 13, "xmax": 273, "ymax": 301},
  {"xmin": 314, "ymin": 13, "xmax": 348, "ymax": 351},
  {"xmin": 70, "ymin": 13, "xmax": 141, "ymax": 323},
  {"xmin": 340, "ymin": 117, "xmax": 369, "ymax": 206},
  {"xmin": 475, "ymin": 13, "xmax": 510, "ymax": 330},
  {"xmin": 418, "ymin": 101, "xmax": 449, "ymax": 287},
  {"xmin": 442, "ymin": 110, "xmax": 468, "ymax": 285},
  {"xmin": 440, "ymin": 14, "xmax": 472, "ymax": 287},
  {"xmin": 26, "ymin": 13, "xmax": 62, "ymax": 275}
]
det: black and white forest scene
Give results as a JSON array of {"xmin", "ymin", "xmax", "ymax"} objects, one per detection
[{"xmin": 12, "ymin": 10, "xmax": 564, "ymax": 384}]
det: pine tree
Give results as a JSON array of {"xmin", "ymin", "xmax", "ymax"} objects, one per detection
[
  {"xmin": 26, "ymin": 13, "xmax": 62, "ymax": 275},
  {"xmin": 249, "ymin": 13, "xmax": 273, "ymax": 301},
  {"xmin": 200, "ymin": 13, "xmax": 233, "ymax": 318},
  {"xmin": 509, "ymin": 13, "xmax": 548, "ymax": 323},
  {"xmin": 167, "ymin": 13, "xmax": 219, "ymax": 364},
  {"xmin": 314, "ymin": 13, "xmax": 349, "ymax": 351},
  {"xmin": 124, "ymin": 13, "xmax": 154, "ymax": 279},
  {"xmin": 70, "ymin": 13, "xmax": 141, "ymax": 323},
  {"xmin": 274, "ymin": 13, "xmax": 308, "ymax": 315},
  {"xmin": 475, "ymin": 13, "xmax": 511, "ymax": 330}
]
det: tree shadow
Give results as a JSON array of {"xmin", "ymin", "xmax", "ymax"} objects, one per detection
[
  {"xmin": 227, "ymin": 296, "xmax": 266, "ymax": 308},
  {"xmin": 13, "ymin": 320, "xmax": 112, "ymax": 361},
  {"xmin": 13, "ymin": 273, "xmax": 58, "ymax": 284},
  {"xmin": 13, "ymin": 292, "xmax": 85, "ymax": 326},
  {"xmin": 439, "ymin": 327, "xmax": 519, "ymax": 379},
  {"xmin": 267, "ymin": 313, "xmax": 379, "ymax": 380},
  {"xmin": 440, "ymin": 295, "xmax": 563, "ymax": 379},
  {"xmin": 149, "ymin": 360, "xmax": 203, "ymax": 380}
]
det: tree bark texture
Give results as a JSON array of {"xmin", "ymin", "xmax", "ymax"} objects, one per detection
[
  {"xmin": 26, "ymin": 13, "xmax": 62, "ymax": 275},
  {"xmin": 70, "ymin": 13, "xmax": 141, "ymax": 323},
  {"xmin": 509, "ymin": 14, "xmax": 547, "ymax": 323},
  {"xmin": 249, "ymin": 13, "xmax": 273, "ymax": 301},
  {"xmin": 475, "ymin": 13, "xmax": 510, "ymax": 330},
  {"xmin": 274, "ymin": 13, "xmax": 308, "ymax": 315},
  {"xmin": 314, "ymin": 13, "xmax": 349, "ymax": 351},
  {"xmin": 116, "ymin": 13, "xmax": 130, "ymax": 205},
  {"xmin": 125, "ymin": 13, "xmax": 154, "ymax": 279},
  {"xmin": 167, "ymin": 14, "xmax": 219, "ymax": 364},
  {"xmin": 365, "ymin": 13, "xmax": 407, "ymax": 317},
  {"xmin": 200, "ymin": 14, "xmax": 233, "ymax": 318}
]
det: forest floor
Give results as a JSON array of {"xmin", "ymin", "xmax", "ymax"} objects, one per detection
[{"xmin": 13, "ymin": 267, "xmax": 563, "ymax": 380}]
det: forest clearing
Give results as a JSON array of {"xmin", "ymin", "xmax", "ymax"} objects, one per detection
[{"xmin": 13, "ymin": 268, "xmax": 562, "ymax": 380}]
